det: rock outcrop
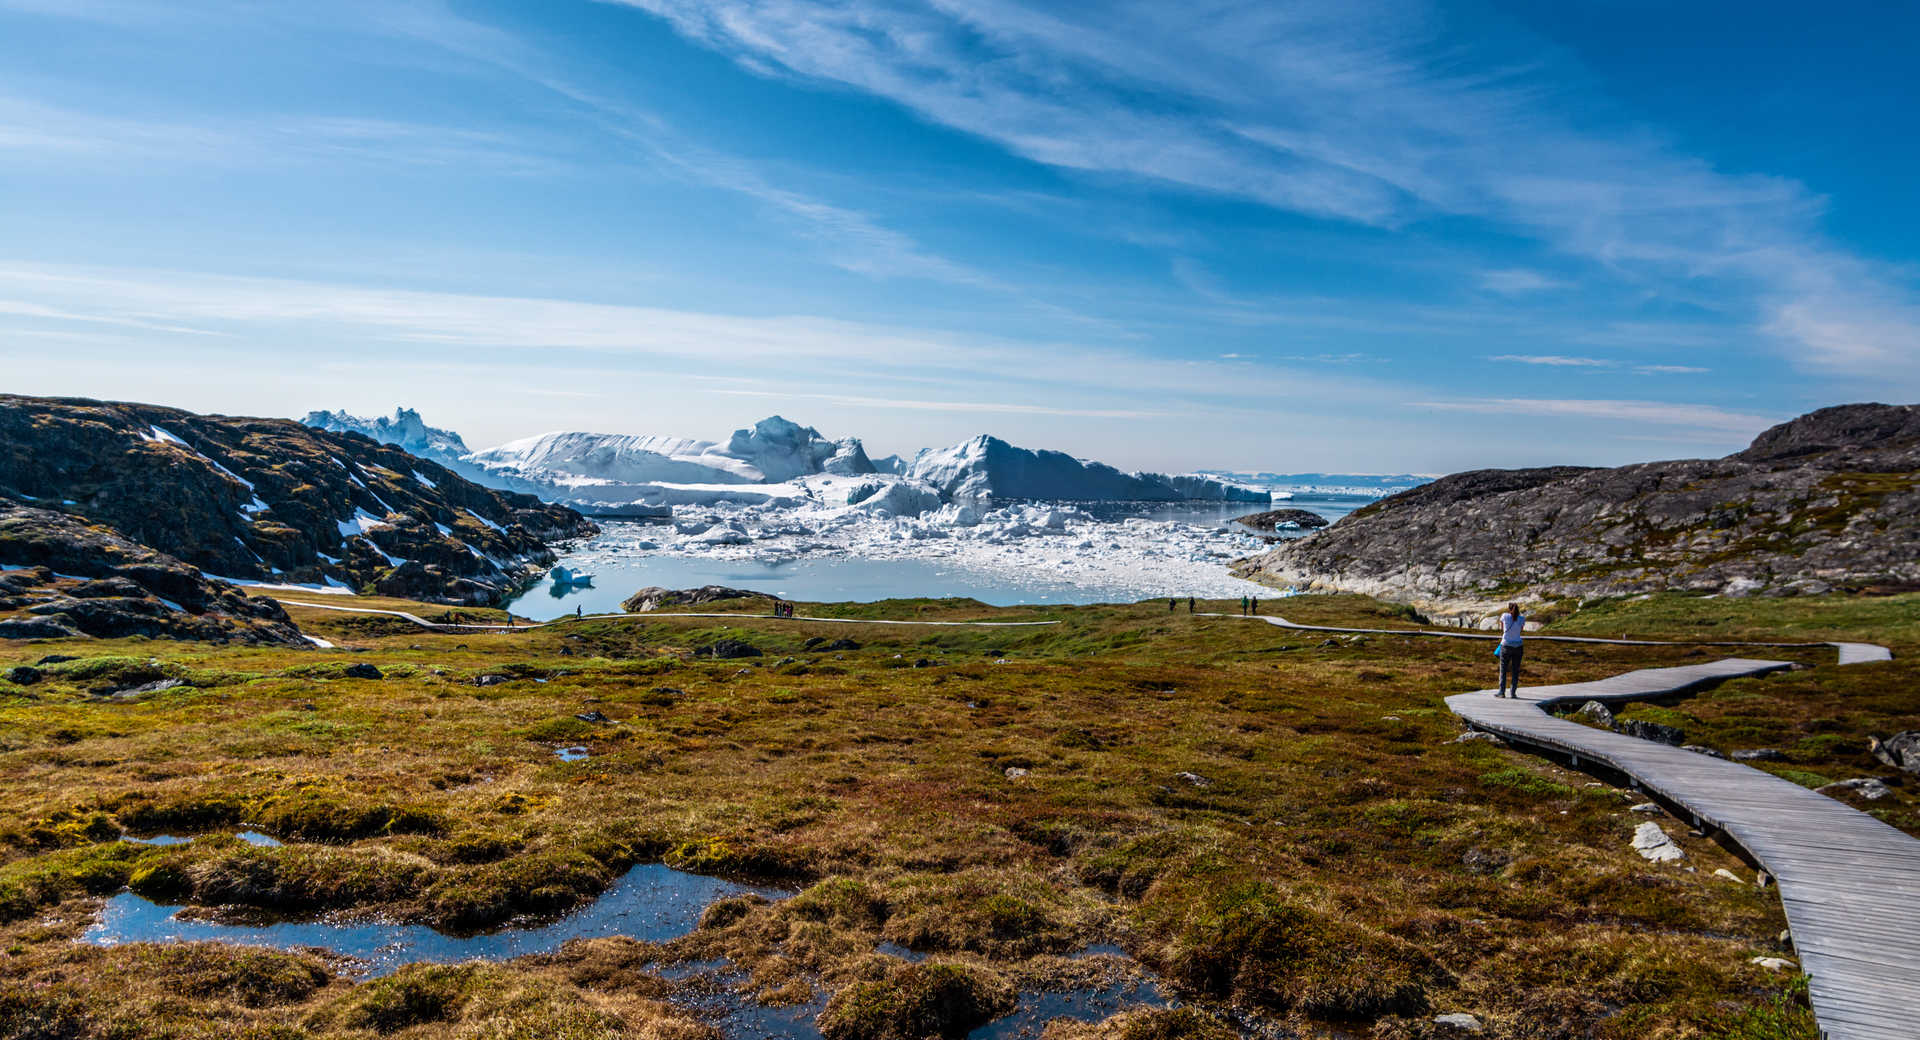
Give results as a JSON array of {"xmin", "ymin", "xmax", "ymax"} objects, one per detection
[
  {"xmin": 0, "ymin": 505, "xmax": 305, "ymax": 644},
  {"xmin": 1, "ymin": 395, "xmax": 595, "ymax": 605},
  {"xmin": 1234, "ymin": 403, "xmax": 1920, "ymax": 609},
  {"xmin": 621, "ymin": 586, "xmax": 768, "ymax": 613},
  {"xmin": 1234, "ymin": 508, "xmax": 1331, "ymax": 532}
]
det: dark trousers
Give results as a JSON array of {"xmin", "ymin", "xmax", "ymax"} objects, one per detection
[{"xmin": 1498, "ymin": 644, "xmax": 1524, "ymax": 694}]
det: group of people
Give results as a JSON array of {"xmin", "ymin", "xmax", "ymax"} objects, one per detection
[{"xmin": 771, "ymin": 601, "xmax": 796, "ymax": 619}]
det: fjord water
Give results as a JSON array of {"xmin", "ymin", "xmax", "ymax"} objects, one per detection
[{"xmin": 508, "ymin": 493, "xmax": 1373, "ymax": 620}]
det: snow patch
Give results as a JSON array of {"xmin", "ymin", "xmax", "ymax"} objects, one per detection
[{"xmin": 337, "ymin": 508, "xmax": 392, "ymax": 537}]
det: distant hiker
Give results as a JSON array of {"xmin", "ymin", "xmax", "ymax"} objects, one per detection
[
  {"xmin": 1240, "ymin": 595, "xmax": 1248, "ymax": 615},
  {"xmin": 1187, "ymin": 596, "xmax": 1195, "ymax": 613},
  {"xmin": 1250, "ymin": 597, "xmax": 1258, "ymax": 615},
  {"xmin": 575, "ymin": 605, "xmax": 582, "ymax": 619},
  {"xmin": 1497, "ymin": 601, "xmax": 1526, "ymax": 697}
]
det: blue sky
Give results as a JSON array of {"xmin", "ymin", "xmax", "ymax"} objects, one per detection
[{"xmin": 1, "ymin": 0, "xmax": 1915, "ymax": 473}]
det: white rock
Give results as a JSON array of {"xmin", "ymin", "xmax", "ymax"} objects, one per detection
[
  {"xmin": 1629, "ymin": 802, "xmax": 1662, "ymax": 814},
  {"xmin": 1433, "ymin": 1012, "xmax": 1483, "ymax": 1032},
  {"xmin": 1750, "ymin": 956, "xmax": 1797, "ymax": 971},
  {"xmin": 1004, "ymin": 767, "xmax": 1029, "ymax": 779},
  {"xmin": 1713, "ymin": 868, "xmax": 1744, "ymax": 883},
  {"xmin": 1631, "ymin": 821, "xmax": 1685, "ymax": 862}
]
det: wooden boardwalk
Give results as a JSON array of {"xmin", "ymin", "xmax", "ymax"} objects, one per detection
[{"xmin": 1218, "ymin": 612, "xmax": 1912, "ymax": 1040}]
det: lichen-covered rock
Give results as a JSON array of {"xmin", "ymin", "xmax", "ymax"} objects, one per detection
[
  {"xmin": 1631, "ymin": 822, "xmax": 1684, "ymax": 862},
  {"xmin": 1870, "ymin": 731, "xmax": 1920, "ymax": 775},
  {"xmin": 1, "ymin": 394, "xmax": 594, "ymax": 605},
  {"xmin": 0, "ymin": 505, "xmax": 304, "ymax": 645},
  {"xmin": 621, "ymin": 585, "xmax": 766, "ymax": 612},
  {"xmin": 1234, "ymin": 403, "xmax": 1920, "ymax": 610}
]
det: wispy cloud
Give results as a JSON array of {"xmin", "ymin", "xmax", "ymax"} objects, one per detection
[
  {"xmin": 1479, "ymin": 269, "xmax": 1569, "ymax": 294},
  {"xmin": 713, "ymin": 388, "xmax": 1165, "ymax": 420},
  {"xmin": 609, "ymin": 0, "xmax": 1920, "ymax": 387},
  {"xmin": 0, "ymin": 261, "xmax": 1397, "ymax": 413},
  {"xmin": 1485, "ymin": 354, "xmax": 1710, "ymax": 376},
  {"xmin": 1415, "ymin": 397, "xmax": 1772, "ymax": 435},
  {"xmin": 1487, "ymin": 354, "xmax": 1610, "ymax": 367}
]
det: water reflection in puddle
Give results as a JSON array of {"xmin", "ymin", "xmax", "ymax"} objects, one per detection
[
  {"xmin": 85, "ymin": 864, "xmax": 785, "ymax": 977},
  {"xmin": 867, "ymin": 942, "xmax": 1171, "ymax": 1039},
  {"xmin": 554, "ymin": 745, "xmax": 590, "ymax": 761},
  {"xmin": 968, "ymin": 977, "xmax": 1169, "ymax": 1040},
  {"xmin": 127, "ymin": 831, "xmax": 282, "ymax": 847}
]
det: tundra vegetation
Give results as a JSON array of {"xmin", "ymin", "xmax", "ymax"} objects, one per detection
[{"xmin": 1, "ymin": 589, "xmax": 1914, "ymax": 1039}]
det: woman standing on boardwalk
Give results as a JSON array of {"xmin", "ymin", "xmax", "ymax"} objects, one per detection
[{"xmin": 1496, "ymin": 601, "xmax": 1525, "ymax": 697}]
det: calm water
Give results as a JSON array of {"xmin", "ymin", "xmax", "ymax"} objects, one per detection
[
  {"xmin": 85, "ymin": 863, "xmax": 785, "ymax": 977},
  {"xmin": 506, "ymin": 494, "xmax": 1372, "ymax": 620}
]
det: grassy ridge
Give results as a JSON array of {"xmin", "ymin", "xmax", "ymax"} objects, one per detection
[{"xmin": 1, "ymin": 591, "xmax": 1907, "ymax": 1038}]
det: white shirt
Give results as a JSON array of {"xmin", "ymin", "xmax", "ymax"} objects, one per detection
[{"xmin": 1500, "ymin": 611, "xmax": 1525, "ymax": 646}]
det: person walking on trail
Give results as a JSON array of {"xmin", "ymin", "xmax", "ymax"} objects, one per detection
[
  {"xmin": 1240, "ymin": 595, "xmax": 1249, "ymax": 615},
  {"xmin": 1169, "ymin": 598, "xmax": 1177, "ymax": 612},
  {"xmin": 1496, "ymin": 601, "xmax": 1526, "ymax": 697},
  {"xmin": 1250, "ymin": 596, "xmax": 1258, "ymax": 615},
  {"xmin": 575, "ymin": 605, "xmax": 582, "ymax": 619},
  {"xmin": 1187, "ymin": 596, "xmax": 1195, "ymax": 613}
]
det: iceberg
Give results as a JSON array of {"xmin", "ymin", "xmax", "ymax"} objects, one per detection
[{"xmin": 907, "ymin": 435, "xmax": 1271, "ymax": 504}]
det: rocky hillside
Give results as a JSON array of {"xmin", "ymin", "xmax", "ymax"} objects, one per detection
[
  {"xmin": 0, "ymin": 396, "xmax": 594, "ymax": 605},
  {"xmin": 1234, "ymin": 403, "xmax": 1920, "ymax": 609},
  {"xmin": 1, "ymin": 505, "xmax": 305, "ymax": 644}
]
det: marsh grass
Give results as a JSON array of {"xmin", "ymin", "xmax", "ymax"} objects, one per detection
[{"xmin": 0, "ymin": 590, "xmax": 1899, "ymax": 1038}]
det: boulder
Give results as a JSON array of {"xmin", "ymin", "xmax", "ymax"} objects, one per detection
[
  {"xmin": 0, "ymin": 616, "xmax": 82, "ymax": 639},
  {"xmin": 1869, "ymin": 731, "xmax": 1920, "ymax": 775},
  {"xmin": 699, "ymin": 639, "xmax": 762, "ymax": 660},
  {"xmin": 1617, "ymin": 719, "xmax": 1686, "ymax": 746},
  {"xmin": 1731, "ymin": 748, "xmax": 1786, "ymax": 762},
  {"xmin": 1433, "ymin": 1013, "xmax": 1483, "ymax": 1032},
  {"xmin": 342, "ymin": 663, "xmax": 383, "ymax": 680},
  {"xmin": 1817, "ymin": 777, "xmax": 1892, "ymax": 801},
  {"xmin": 4, "ymin": 665, "xmax": 42, "ymax": 685},
  {"xmin": 1682, "ymin": 744, "xmax": 1727, "ymax": 759},
  {"xmin": 1573, "ymin": 701, "xmax": 1614, "ymax": 727},
  {"xmin": 1631, "ymin": 822, "xmax": 1685, "ymax": 862},
  {"xmin": 1173, "ymin": 771, "xmax": 1213, "ymax": 788}
]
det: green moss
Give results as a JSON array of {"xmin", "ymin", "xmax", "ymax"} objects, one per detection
[
  {"xmin": 816, "ymin": 962, "xmax": 1014, "ymax": 1040},
  {"xmin": 1479, "ymin": 766, "xmax": 1575, "ymax": 798},
  {"xmin": 338, "ymin": 964, "xmax": 476, "ymax": 1032},
  {"xmin": 1163, "ymin": 881, "xmax": 1436, "ymax": 1018}
]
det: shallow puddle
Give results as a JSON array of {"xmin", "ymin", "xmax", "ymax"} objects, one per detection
[
  {"xmin": 127, "ymin": 831, "xmax": 282, "ymax": 847},
  {"xmin": 85, "ymin": 863, "xmax": 785, "ymax": 977},
  {"xmin": 554, "ymin": 745, "xmax": 590, "ymax": 761},
  {"xmin": 968, "ymin": 977, "xmax": 1170, "ymax": 1039}
]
